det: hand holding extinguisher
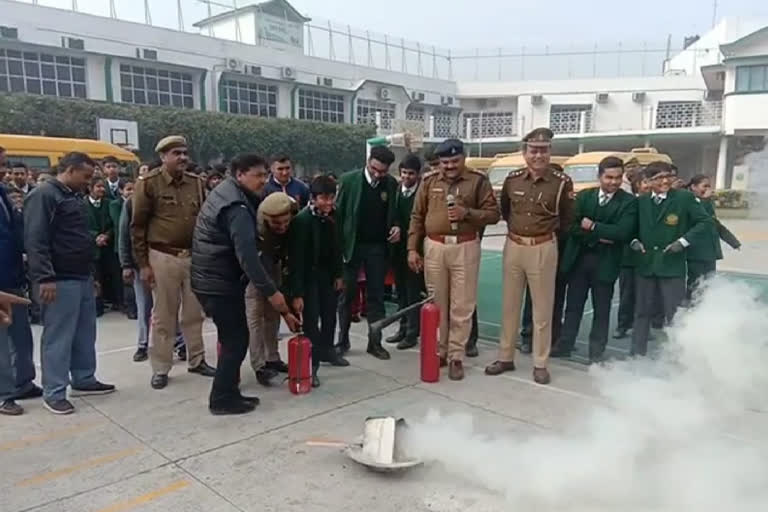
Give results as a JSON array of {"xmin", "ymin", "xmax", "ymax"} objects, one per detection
[{"xmin": 268, "ymin": 291, "xmax": 301, "ymax": 332}]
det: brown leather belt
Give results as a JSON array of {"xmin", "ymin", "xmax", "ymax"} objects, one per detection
[
  {"xmin": 428, "ymin": 233, "xmax": 478, "ymax": 245},
  {"xmin": 149, "ymin": 243, "xmax": 190, "ymax": 257},
  {"xmin": 507, "ymin": 232, "xmax": 555, "ymax": 246}
]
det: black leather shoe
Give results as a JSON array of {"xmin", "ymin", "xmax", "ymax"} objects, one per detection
[
  {"xmin": 324, "ymin": 353, "xmax": 350, "ymax": 367},
  {"xmin": 188, "ymin": 361, "xmax": 216, "ymax": 377},
  {"xmin": 367, "ymin": 343, "xmax": 390, "ymax": 360},
  {"xmin": 312, "ymin": 372, "xmax": 321, "ymax": 388},
  {"xmin": 176, "ymin": 346, "xmax": 187, "ymax": 362},
  {"xmin": 151, "ymin": 374, "xmax": 168, "ymax": 389},
  {"xmin": 210, "ymin": 399, "xmax": 257, "ymax": 416},
  {"xmin": 133, "ymin": 348, "xmax": 148, "ymax": 362},
  {"xmin": 14, "ymin": 384, "xmax": 43, "ymax": 400},
  {"xmin": 385, "ymin": 332, "xmax": 406, "ymax": 345},
  {"xmin": 397, "ymin": 339, "xmax": 418, "ymax": 350},
  {"xmin": 265, "ymin": 360, "xmax": 289, "ymax": 373},
  {"xmin": 465, "ymin": 341, "xmax": 479, "ymax": 358},
  {"xmin": 238, "ymin": 394, "xmax": 261, "ymax": 407},
  {"xmin": 335, "ymin": 340, "xmax": 351, "ymax": 355},
  {"xmin": 256, "ymin": 368, "xmax": 279, "ymax": 387}
]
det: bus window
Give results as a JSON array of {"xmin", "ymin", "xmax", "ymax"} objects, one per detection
[{"xmin": 8, "ymin": 155, "xmax": 52, "ymax": 171}]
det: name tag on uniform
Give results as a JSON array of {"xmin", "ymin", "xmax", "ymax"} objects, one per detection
[
  {"xmin": 513, "ymin": 191, "xmax": 525, "ymax": 196},
  {"xmin": 431, "ymin": 188, "xmax": 444, "ymax": 193}
]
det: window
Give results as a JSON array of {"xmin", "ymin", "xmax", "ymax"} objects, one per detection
[
  {"xmin": 549, "ymin": 105, "xmax": 593, "ymax": 134},
  {"xmin": 735, "ymin": 65, "xmax": 768, "ymax": 93},
  {"xmin": 297, "ymin": 89, "xmax": 344, "ymax": 123},
  {"xmin": 0, "ymin": 48, "xmax": 86, "ymax": 98},
  {"xmin": 120, "ymin": 64, "xmax": 194, "ymax": 109},
  {"xmin": 356, "ymin": 99, "xmax": 395, "ymax": 130},
  {"xmin": 462, "ymin": 112, "xmax": 516, "ymax": 138},
  {"xmin": 433, "ymin": 109, "xmax": 459, "ymax": 138},
  {"xmin": 219, "ymin": 79, "xmax": 277, "ymax": 117}
]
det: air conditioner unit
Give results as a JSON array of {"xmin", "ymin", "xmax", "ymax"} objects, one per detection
[
  {"xmin": 323, "ymin": 77, "xmax": 333, "ymax": 87},
  {"xmin": 281, "ymin": 66, "xmax": 296, "ymax": 80},
  {"xmin": 531, "ymin": 94, "xmax": 544, "ymax": 105},
  {"xmin": 61, "ymin": 37, "xmax": 85, "ymax": 50},
  {"xmin": 134, "ymin": 48, "xmax": 158, "ymax": 61},
  {"xmin": 379, "ymin": 87, "xmax": 392, "ymax": 100},
  {"xmin": 0, "ymin": 26, "xmax": 18, "ymax": 40},
  {"xmin": 440, "ymin": 95, "xmax": 454, "ymax": 106},
  {"xmin": 247, "ymin": 65, "xmax": 262, "ymax": 76},
  {"xmin": 412, "ymin": 91, "xmax": 425, "ymax": 102},
  {"xmin": 632, "ymin": 91, "xmax": 646, "ymax": 103},
  {"xmin": 226, "ymin": 58, "xmax": 243, "ymax": 72},
  {"xmin": 595, "ymin": 92, "xmax": 609, "ymax": 104}
]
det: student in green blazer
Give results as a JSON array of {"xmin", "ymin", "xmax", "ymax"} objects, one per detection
[
  {"xmin": 85, "ymin": 177, "xmax": 115, "ymax": 316},
  {"xmin": 685, "ymin": 175, "xmax": 741, "ymax": 299},
  {"xmin": 385, "ymin": 155, "xmax": 426, "ymax": 351},
  {"xmin": 629, "ymin": 162, "xmax": 713, "ymax": 356},
  {"xmin": 334, "ymin": 146, "xmax": 400, "ymax": 360},
  {"xmin": 287, "ymin": 176, "xmax": 346, "ymax": 388},
  {"xmin": 108, "ymin": 179, "xmax": 136, "ymax": 318},
  {"xmin": 555, "ymin": 156, "xmax": 638, "ymax": 362}
]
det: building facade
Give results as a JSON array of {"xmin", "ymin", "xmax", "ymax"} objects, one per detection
[{"xmin": 1, "ymin": 0, "xmax": 767, "ymax": 188}]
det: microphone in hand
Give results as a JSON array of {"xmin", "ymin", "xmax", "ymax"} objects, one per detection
[{"xmin": 446, "ymin": 194, "xmax": 458, "ymax": 231}]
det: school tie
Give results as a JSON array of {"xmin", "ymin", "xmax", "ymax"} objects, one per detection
[
  {"xmin": 654, "ymin": 195, "xmax": 664, "ymax": 205},
  {"xmin": 599, "ymin": 194, "xmax": 607, "ymax": 207}
]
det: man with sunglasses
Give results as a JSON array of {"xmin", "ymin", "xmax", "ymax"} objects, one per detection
[
  {"xmin": 131, "ymin": 136, "xmax": 216, "ymax": 390},
  {"xmin": 629, "ymin": 161, "xmax": 712, "ymax": 357}
]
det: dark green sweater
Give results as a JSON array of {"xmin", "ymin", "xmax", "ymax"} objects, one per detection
[
  {"xmin": 686, "ymin": 198, "xmax": 740, "ymax": 262},
  {"xmin": 85, "ymin": 197, "xmax": 114, "ymax": 260},
  {"xmin": 108, "ymin": 197, "xmax": 124, "ymax": 255},
  {"xmin": 287, "ymin": 207, "xmax": 343, "ymax": 298}
]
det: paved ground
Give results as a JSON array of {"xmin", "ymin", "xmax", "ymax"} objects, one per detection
[{"xmin": 3, "ymin": 218, "xmax": 767, "ymax": 512}]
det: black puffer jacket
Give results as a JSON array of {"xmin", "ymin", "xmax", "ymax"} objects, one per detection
[{"xmin": 191, "ymin": 177, "xmax": 277, "ymax": 297}]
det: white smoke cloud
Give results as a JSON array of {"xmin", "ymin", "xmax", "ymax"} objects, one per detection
[{"xmin": 403, "ymin": 277, "xmax": 768, "ymax": 511}]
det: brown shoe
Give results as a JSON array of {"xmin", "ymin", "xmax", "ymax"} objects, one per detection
[
  {"xmin": 533, "ymin": 367, "xmax": 551, "ymax": 385},
  {"xmin": 485, "ymin": 360, "xmax": 515, "ymax": 376},
  {"xmin": 440, "ymin": 356, "xmax": 448, "ymax": 368},
  {"xmin": 449, "ymin": 360, "xmax": 464, "ymax": 381}
]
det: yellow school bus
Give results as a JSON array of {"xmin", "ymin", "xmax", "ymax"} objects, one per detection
[
  {"xmin": 464, "ymin": 157, "xmax": 497, "ymax": 174},
  {"xmin": 563, "ymin": 149, "xmax": 673, "ymax": 192},
  {"xmin": 0, "ymin": 134, "xmax": 139, "ymax": 172}
]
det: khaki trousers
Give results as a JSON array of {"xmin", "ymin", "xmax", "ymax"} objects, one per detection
[
  {"xmin": 498, "ymin": 237, "xmax": 558, "ymax": 368},
  {"xmin": 423, "ymin": 238, "xmax": 481, "ymax": 362},
  {"xmin": 148, "ymin": 249, "xmax": 205, "ymax": 375},
  {"xmin": 245, "ymin": 281, "xmax": 281, "ymax": 372}
]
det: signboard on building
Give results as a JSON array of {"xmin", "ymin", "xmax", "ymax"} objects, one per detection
[{"xmin": 257, "ymin": 12, "xmax": 303, "ymax": 48}]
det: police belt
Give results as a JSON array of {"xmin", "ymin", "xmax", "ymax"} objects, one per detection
[
  {"xmin": 149, "ymin": 243, "xmax": 191, "ymax": 258},
  {"xmin": 427, "ymin": 233, "xmax": 478, "ymax": 245},
  {"xmin": 507, "ymin": 232, "xmax": 555, "ymax": 246}
]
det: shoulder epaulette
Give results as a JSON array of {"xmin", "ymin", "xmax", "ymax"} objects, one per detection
[
  {"xmin": 467, "ymin": 168, "xmax": 486, "ymax": 177},
  {"xmin": 552, "ymin": 170, "xmax": 571, "ymax": 182},
  {"xmin": 139, "ymin": 168, "xmax": 162, "ymax": 180},
  {"xmin": 184, "ymin": 171, "xmax": 205, "ymax": 180},
  {"xmin": 505, "ymin": 169, "xmax": 526, "ymax": 180},
  {"xmin": 422, "ymin": 170, "xmax": 439, "ymax": 179}
]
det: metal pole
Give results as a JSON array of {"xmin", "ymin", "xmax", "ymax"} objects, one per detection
[
  {"xmin": 328, "ymin": 21, "xmax": 335, "ymax": 61},
  {"xmin": 592, "ymin": 42, "xmax": 597, "ymax": 77},
  {"xmin": 447, "ymin": 49, "xmax": 453, "ymax": 80},
  {"xmin": 109, "ymin": 0, "xmax": 116, "ymax": 18},
  {"xmin": 366, "ymin": 31, "xmax": 373, "ymax": 67},
  {"xmin": 433, "ymin": 46, "xmax": 438, "ymax": 79},
  {"xmin": 401, "ymin": 38, "xmax": 407, "ymax": 74},
  {"xmin": 417, "ymin": 42, "xmax": 423, "ymax": 76},
  {"xmin": 347, "ymin": 25, "xmax": 354, "ymax": 64},
  {"xmin": 498, "ymin": 47, "xmax": 502, "ymax": 80},
  {"xmin": 384, "ymin": 34, "xmax": 391, "ymax": 70},
  {"xmin": 144, "ymin": 0, "xmax": 152, "ymax": 25},
  {"xmin": 521, "ymin": 45, "xmax": 525, "ymax": 80},
  {"xmin": 177, "ymin": 0, "xmax": 184, "ymax": 32},
  {"xmin": 474, "ymin": 48, "xmax": 479, "ymax": 80},
  {"xmin": 71, "ymin": 0, "xmax": 78, "ymax": 11},
  {"xmin": 234, "ymin": 0, "xmax": 242, "ymax": 42}
]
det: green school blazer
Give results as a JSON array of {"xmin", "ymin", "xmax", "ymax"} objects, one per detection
[
  {"xmin": 635, "ymin": 189, "xmax": 712, "ymax": 278},
  {"xmin": 685, "ymin": 198, "xmax": 741, "ymax": 262},
  {"xmin": 335, "ymin": 169, "xmax": 398, "ymax": 263},
  {"xmin": 559, "ymin": 187, "xmax": 637, "ymax": 284}
]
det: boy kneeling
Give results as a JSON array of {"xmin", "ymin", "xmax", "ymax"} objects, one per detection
[{"xmin": 288, "ymin": 176, "xmax": 348, "ymax": 387}]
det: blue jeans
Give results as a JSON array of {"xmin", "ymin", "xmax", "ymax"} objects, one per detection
[
  {"xmin": 40, "ymin": 278, "xmax": 99, "ymax": 402},
  {"xmin": 0, "ymin": 325, "xmax": 15, "ymax": 402},
  {"xmin": 2, "ymin": 288, "xmax": 36, "ymax": 395},
  {"xmin": 133, "ymin": 274, "xmax": 185, "ymax": 351}
]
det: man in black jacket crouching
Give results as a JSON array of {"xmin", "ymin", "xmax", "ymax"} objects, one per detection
[{"xmin": 191, "ymin": 153, "xmax": 300, "ymax": 415}]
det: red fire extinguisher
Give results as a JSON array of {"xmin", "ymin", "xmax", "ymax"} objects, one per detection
[
  {"xmin": 288, "ymin": 333, "xmax": 312, "ymax": 394},
  {"xmin": 420, "ymin": 302, "xmax": 440, "ymax": 383}
]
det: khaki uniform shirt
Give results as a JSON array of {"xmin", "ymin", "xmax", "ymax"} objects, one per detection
[
  {"xmin": 131, "ymin": 166, "xmax": 205, "ymax": 267},
  {"xmin": 408, "ymin": 167, "xmax": 500, "ymax": 252},
  {"xmin": 501, "ymin": 167, "xmax": 575, "ymax": 238}
]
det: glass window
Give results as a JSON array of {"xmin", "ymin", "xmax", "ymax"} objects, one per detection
[
  {"xmin": 564, "ymin": 165, "xmax": 600, "ymax": 183},
  {"xmin": 219, "ymin": 78, "xmax": 278, "ymax": 118},
  {"xmin": 119, "ymin": 64, "xmax": 195, "ymax": 109},
  {"xmin": 356, "ymin": 99, "xmax": 395, "ymax": 129},
  {"xmin": 735, "ymin": 65, "xmax": 768, "ymax": 93},
  {"xmin": 297, "ymin": 89, "xmax": 345, "ymax": 124},
  {"xmin": 0, "ymin": 47, "xmax": 87, "ymax": 99}
]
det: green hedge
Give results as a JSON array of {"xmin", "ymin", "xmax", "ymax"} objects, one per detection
[
  {"xmin": 713, "ymin": 189, "xmax": 750, "ymax": 209},
  {"xmin": 0, "ymin": 94, "xmax": 375, "ymax": 172}
]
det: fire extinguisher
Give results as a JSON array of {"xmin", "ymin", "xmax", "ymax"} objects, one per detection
[
  {"xmin": 420, "ymin": 302, "xmax": 440, "ymax": 383},
  {"xmin": 288, "ymin": 333, "xmax": 312, "ymax": 394}
]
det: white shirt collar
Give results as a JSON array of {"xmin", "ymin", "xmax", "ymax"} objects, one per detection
[
  {"xmin": 365, "ymin": 167, "xmax": 379, "ymax": 188},
  {"xmin": 695, "ymin": 197, "xmax": 701, "ymax": 203},
  {"xmin": 88, "ymin": 196, "xmax": 101, "ymax": 206},
  {"xmin": 598, "ymin": 189, "xmax": 615, "ymax": 202},
  {"xmin": 401, "ymin": 183, "xmax": 417, "ymax": 197},
  {"xmin": 652, "ymin": 192, "xmax": 667, "ymax": 201}
]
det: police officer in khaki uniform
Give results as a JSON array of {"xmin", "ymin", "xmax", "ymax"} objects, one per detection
[
  {"xmin": 408, "ymin": 139, "xmax": 499, "ymax": 381},
  {"xmin": 245, "ymin": 192, "xmax": 300, "ymax": 386},
  {"xmin": 131, "ymin": 136, "xmax": 215, "ymax": 390},
  {"xmin": 485, "ymin": 128, "xmax": 574, "ymax": 385}
]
